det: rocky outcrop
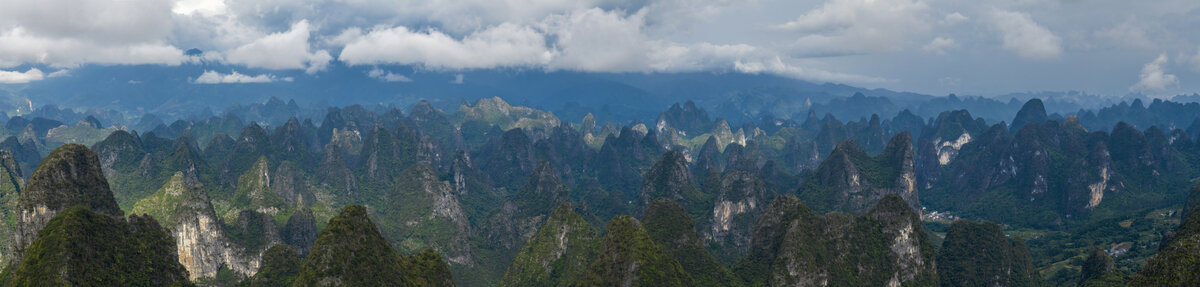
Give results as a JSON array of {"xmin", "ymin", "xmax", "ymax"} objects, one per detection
[
  {"xmin": 499, "ymin": 202, "xmax": 598, "ymax": 287},
  {"xmin": 798, "ymin": 132, "xmax": 919, "ymax": 214},
  {"xmin": 131, "ymin": 171, "xmax": 272, "ymax": 280},
  {"xmin": 578, "ymin": 215, "xmax": 694, "ymax": 286},
  {"xmin": 385, "ymin": 164, "xmax": 474, "ymax": 266},
  {"xmin": 638, "ymin": 150, "xmax": 708, "ymax": 217},
  {"xmin": 1010, "ymin": 98, "xmax": 1049, "ymax": 132},
  {"xmin": 643, "ymin": 198, "xmax": 743, "ymax": 286},
  {"xmin": 733, "ymin": 194, "xmax": 938, "ymax": 287},
  {"xmin": 13, "ymin": 144, "xmax": 123, "ymax": 265},
  {"xmin": 0, "ymin": 151, "xmax": 22, "ymax": 267},
  {"xmin": 706, "ymin": 170, "xmax": 774, "ymax": 264},
  {"xmin": 7, "ymin": 206, "xmax": 191, "ymax": 286},
  {"xmin": 293, "ymin": 205, "xmax": 456, "ymax": 286},
  {"xmin": 282, "ymin": 207, "xmax": 318, "ymax": 256}
]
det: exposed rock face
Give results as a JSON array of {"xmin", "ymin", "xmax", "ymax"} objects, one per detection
[
  {"xmin": 232, "ymin": 156, "xmax": 285, "ymax": 216},
  {"xmin": 798, "ymin": 132, "xmax": 919, "ymax": 214},
  {"xmin": 499, "ymin": 202, "xmax": 598, "ymax": 287},
  {"xmin": 706, "ymin": 170, "xmax": 773, "ymax": 263},
  {"xmin": 271, "ymin": 160, "xmax": 311, "ymax": 207},
  {"xmin": 489, "ymin": 161, "xmax": 571, "ymax": 250},
  {"xmin": 643, "ymin": 198, "xmax": 743, "ymax": 286},
  {"xmin": 294, "ymin": 205, "xmax": 456, "ymax": 286},
  {"xmin": 385, "ymin": 164, "xmax": 474, "ymax": 266},
  {"xmin": 131, "ymin": 171, "xmax": 271, "ymax": 280},
  {"xmin": 282, "ymin": 207, "xmax": 318, "ymax": 256},
  {"xmin": 656, "ymin": 101, "xmax": 712, "ymax": 137},
  {"xmin": 7, "ymin": 206, "xmax": 191, "ymax": 286},
  {"xmin": 14, "ymin": 144, "xmax": 123, "ymax": 264},
  {"xmin": 0, "ymin": 150, "xmax": 23, "ymax": 266},
  {"xmin": 240, "ymin": 244, "xmax": 301, "ymax": 287},
  {"xmin": 733, "ymin": 194, "xmax": 937, "ymax": 287},
  {"xmin": 579, "ymin": 215, "xmax": 694, "ymax": 286},
  {"xmin": 937, "ymin": 220, "xmax": 1041, "ymax": 287}
]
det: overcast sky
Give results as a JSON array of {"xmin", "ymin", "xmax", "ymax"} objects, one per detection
[{"xmin": 2, "ymin": 0, "xmax": 1199, "ymax": 98}]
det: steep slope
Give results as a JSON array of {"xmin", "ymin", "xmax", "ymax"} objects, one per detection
[
  {"xmin": 0, "ymin": 151, "xmax": 22, "ymax": 267},
  {"xmin": 705, "ymin": 170, "xmax": 774, "ymax": 264},
  {"xmin": 578, "ymin": 215, "xmax": 693, "ymax": 286},
  {"xmin": 642, "ymin": 198, "xmax": 743, "ymax": 286},
  {"xmin": 499, "ymin": 202, "xmax": 598, "ymax": 287},
  {"xmin": 798, "ymin": 132, "xmax": 919, "ymax": 214},
  {"xmin": 13, "ymin": 144, "xmax": 123, "ymax": 265},
  {"xmin": 733, "ymin": 194, "xmax": 937, "ymax": 287},
  {"xmin": 637, "ymin": 150, "xmax": 713, "ymax": 219},
  {"xmin": 293, "ymin": 205, "xmax": 455, "ymax": 286},
  {"xmin": 239, "ymin": 244, "xmax": 301, "ymax": 287},
  {"xmin": 937, "ymin": 220, "xmax": 1042, "ymax": 287},
  {"xmin": 132, "ymin": 171, "xmax": 267, "ymax": 280},
  {"xmin": 6, "ymin": 206, "xmax": 191, "ymax": 286},
  {"xmin": 1078, "ymin": 247, "xmax": 1126, "ymax": 287},
  {"xmin": 381, "ymin": 164, "xmax": 473, "ymax": 266},
  {"xmin": 1128, "ymin": 202, "xmax": 1200, "ymax": 285}
]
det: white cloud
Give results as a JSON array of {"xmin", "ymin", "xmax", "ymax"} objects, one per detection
[
  {"xmin": 450, "ymin": 74, "xmax": 464, "ymax": 84},
  {"xmin": 922, "ymin": 37, "xmax": 957, "ymax": 54},
  {"xmin": 734, "ymin": 56, "xmax": 889, "ymax": 84},
  {"xmin": 1131, "ymin": 53, "xmax": 1177, "ymax": 92},
  {"xmin": 339, "ymin": 23, "xmax": 552, "ymax": 69},
  {"xmin": 224, "ymin": 20, "xmax": 331, "ymax": 74},
  {"xmin": 173, "ymin": 0, "xmax": 227, "ymax": 17},
  {"xmin": 942, "ymin": 12, "xmax": 968, "ymax": 25},
  {"xmin": 367, "ymin": 68, "xmax": 413, "ymax": 82},
  {"xmin": 774, "ymin": 0, "xmax": 930, "ymax": 56},
  {"xmin": 986, "ymin": 10, "xmax": 1062, "ymax": 60},
  {"xmin": 0, "ymin": 27, "xmax": 186, "ymax": 68},
  {"xmin": 0, "ymin": 68, "xmax": 44, "ymax": 84},
  {"xmin": 47, "ymin": 69, "xmax": 69, "ymax": 78},
  {"xmin": 193, "ymin": 70, "xmax": 277, "ymax": 84},
  {"xmin": 541, "ymin": 8, "xmax": 651, "ymax": 72}
]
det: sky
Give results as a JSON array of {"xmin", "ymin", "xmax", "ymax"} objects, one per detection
[{"xmin": 2, "ymin": 0, "xmax": 1200, "ymax": 98}]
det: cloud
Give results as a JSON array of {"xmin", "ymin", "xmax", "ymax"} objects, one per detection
[
  {"xmin": 0, "ymin": 28, "xmax": 185, "ymax": 68},
  {"xmin": 193, "ymin": 70, "xmax": 279, "ymax": 84},
  {"xmin": 450, "ymin": 74, "xmax": 464, "ymax": 84},
  {"xmin": 224, "ymin": 20, "xmax": 331, "ymax": 74},
  {"xmin": 1095, "ymin": 17, "xmax": 1153, "ymax": 50},
  {"xmin": 986, "ymin": 10, "xmax": 1062, "ymax": 60},
  {"xmin": 367, "ymin": 68, "xmax": 413, "ymax": 82},
  {"xmin": 734, "ymin": 56, "xmax": 889, "ymax": 84},
  {"xmin": 0, "ymin": 68, "xmax": 44, "ymax": 84},
  {"xmin": 1131, "ymin": 53, "xmax": 1177, "ymax": 92},
  {"xmin": 541, "ymin": 8, "xmax": 652, "ymax": 72},
  {"xmin": 942, "ymin": 12, "xmax": 968, "ymax": 25},
  {"xmin": 339, "ymin": 23, "xmax": 552, "ymax": 69},
  {"xmin": 922, "ymin": 37, "xmax": 957, "ymax": 54},
  {"xmin": 774, "ymin": 0, "xmax": 930, "ymax": 56}
]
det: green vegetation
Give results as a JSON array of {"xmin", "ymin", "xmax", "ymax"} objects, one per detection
[
  {"xmin": 499, "ymin": 202, "xmax": 597, "ymax": 287},
  {"xmin": 938, "ymin": 220, "xmax": 1042, "ymax": 287},
  {"xmin": 642, "ymin": 198, "xmax": 743, "ymax": 287},
  {"xmin": 578, "ymin": 215, "xmax": 693, "ymax": 286},
  {"xmin": 293, "ymin": 205, "xmax": 454, "ymax": 286},
  {"xmin": 240, "ymin": 244, "xmax": 301, "ymax": 287},
  {"xmin": 5, "ymin": 206, "xmax": 191, "ymax": 286},
  {"xmin": 1127, "ymin": 204, "xmax": 1200, "ymax": 286}
]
